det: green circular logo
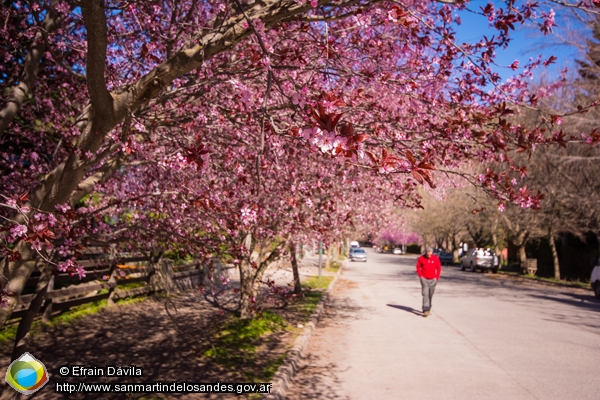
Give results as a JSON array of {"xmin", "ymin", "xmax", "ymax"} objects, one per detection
[{"xmin": 5, "ymin": 353, "xmax": 49, "ymax": 395}]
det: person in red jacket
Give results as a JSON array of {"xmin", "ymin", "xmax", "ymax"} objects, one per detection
[{"xmin": 416, "ymin": 246, "xmax": 442, "ymax": 317}]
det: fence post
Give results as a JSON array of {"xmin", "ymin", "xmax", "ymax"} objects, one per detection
[
  {"xmin": 149, "ymin": 257, "xmax": 175, "ymax": 295},
  {"xmin": 40, "ymin": 275, "xmax": 55, "ymax": 323},
  {"xmin": 195, "ymin": 261, "xmax": 204, "ymax": 288},
  {"xmin": 106, "ymin": 245, "xmax": 118, "ymax": 306},
  {"xmin": 204, "ymin": 257, "xmax": 222, "ymax": 288},
  {"xmin": 160, "ymin": 259, "xmax": 175, "ymax": 294}
]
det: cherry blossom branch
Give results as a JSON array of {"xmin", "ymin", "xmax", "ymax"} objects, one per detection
[
  {"xmin": 0, "ymin": 3, "xmax": 65, "ymax": 138},
  {"xmin": 392, "ymin": 1, "xmax": 516, "ymax": 103},
  {"xmin": 69, "ymin": 155, "xmax": 123, "ymax": 206},
  {"xmin": 29, "ymin": 2, "xmax": 86, "ymax": 83},
  {"xmin": 231, "ymin": 0, "xmax": 294, "ymax": 105},
  {"xmin": 75, "ymin": 191, "xmax": 181, "ymax": 219},
  {"xmin": 289, "ymin": 11, "xmax": 356, "ymax": 22},
  {"xmin": 546, "ymin": 0, "xmax": 600, "ymax": 15},
  {"xmin": 232, "ymin": 0, "xmax": 271, "ymax": 60}
]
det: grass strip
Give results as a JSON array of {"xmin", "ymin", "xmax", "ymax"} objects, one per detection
[
  {"xmin": 204, "ymin": 275, "xmax": 335, "ymax": 383},
  {"xmin": 203, "ymin": 310, "xmax": 289, "ymax": 382},
  {"xmin": 324, "ymin": 261, "xmax": 342, "ymax": 273},
  {"xmin": 116, "ymin": 281, "xmax": 148, "ymax": 290},
  {"xmin": 302, "ymin": 275, "xmax": 334, "ymax": 290},
  {"xmin": 497, "ymin": 271, "xmax": 591, "ymax": 289},
  {"xmin": 289, "ymin": 290, "xmax": 323, "ymax": 320}
]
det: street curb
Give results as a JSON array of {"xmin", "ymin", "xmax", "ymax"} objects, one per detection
[{"xmin": 263, "ymin": 264, "xmax": 343, "ymax": 400}]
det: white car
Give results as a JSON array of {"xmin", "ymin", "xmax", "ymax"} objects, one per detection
[
  {"xmin": 393, "ymin": 248, "xmax": 403, "ymax": 255},
  {"xmin": 461, "ymin": 248, "xmax": 499, "ymax": 273},
  {"xmin": 592, "ymin": 264, "xmax": 600, "ymax": 299},
  {"xmin": 349, "ymin": 248, "xmax": 367, "ymax": 262}
]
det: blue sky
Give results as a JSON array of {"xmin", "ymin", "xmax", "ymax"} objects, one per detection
[{"xmin": 453, "ymin": 2, "xmax": 587, "ymax": 86}]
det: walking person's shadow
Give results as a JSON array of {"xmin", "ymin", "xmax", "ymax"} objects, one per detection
[{"xmin": 386, "ymin": 304, "xmax": 423, "ymax": 316}]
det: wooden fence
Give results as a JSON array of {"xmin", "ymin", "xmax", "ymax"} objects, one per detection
[{"xmin": 9, "ymin": 251, "xmax": 205, "ymax": 322}]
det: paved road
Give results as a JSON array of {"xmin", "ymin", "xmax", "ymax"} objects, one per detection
[{"xmin": 285, "ymin": 248, "xmax": 600, "ymax": 400}]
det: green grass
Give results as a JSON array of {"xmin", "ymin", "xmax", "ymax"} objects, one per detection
[
  {"xmin": 262, "ymin": 352, "xmax": 287, "ymax": 378},
  {"xmin": 50, "ymin": 299, "xmax": 109, "ymax": 327},
  {"xmin": 325, "ymin": 261, "xmax": 342, "ymax": 272},
  {"xmin": 202, "ymin": 285, "xmax": 330, "ymax": 383},
  {"xmin": 302, "ymin": 275, "xmax": 334, "ymax": 290},
  {"xmin": 116, "ymin": 281, "xmax": 147, "ymax": 290},
  {"xmin": 97, "ymin": 280, "xmax": 147, "ymax": 295},
  {"xmin": 0, "ymin": 325, "xmax": 18, "ymax": 348},
  {"xmin": 51, "ymin": 296, "xmax": 146, "ymax": 327},
  {"xmin": 203, "ymin": 311, "xmax": 289, "ymax": 381},
  {"xmin": 290, "ymin": 291, "xmax": 324, "ymax": 318}
]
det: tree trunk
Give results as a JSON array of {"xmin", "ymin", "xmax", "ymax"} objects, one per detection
[
  {"xmin": 0, "ymin": 263, "xmax": 50, "ymax": 400},
  {"xmin": 41, "ymin": 275, "xmax": 55, "ymax": 323},
  {"xmin": 11, "ymin": 263, "xmax": 53, "ymax": 362},
  {"xmin": 0, "ymin": 244, "xmax": 37, "ymax": 329},
  {"xmin": 239, "ymin": 257, "xmax": 271, "ymax": 319},
  {"xmin": 239, "ymin": 258, "xmax": 259, "ymax": 319},
  {"xmin": 513, "ymin": 230, "xmax": 529, "ymax": 274},
  {"xmin": 239, "ymin": 233, "xmax": 256, "ymax": 319},
  {"xmin": 451, "ymin": 234, "xmax": 460, "ymax": 264},
  {"xmin": 238, "ymin": 234, "xmax": 282, "ymax": 319},
  {"xmin": 333, "ymin": 240, "xmax": 339, "ymax": 261},
  {"xmin": 518, "ymin": 244, "xmax": 527, "ymax": 273},
  {"xmin": 548, "ymin": 226, "xmax": 561, "ymax": 280},
  {"xmin": 290, "ymin": 242, "xmax": 302, "ymax": 295}
]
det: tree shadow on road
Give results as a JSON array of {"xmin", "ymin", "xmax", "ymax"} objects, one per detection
[
  {"xmin": 285, "ymin": 357, "xmax": 351, "ymax": 400},
  {"xmin": 560, "ymin": 292, "xmax": 600, "ymax": 305},
  {"xmin": 386, "ymin": 304, "xmax": 423, "ymax": 316},
  {"xmin": 527, "ymin": 293, "xmax": 600, "ymax": 313}
]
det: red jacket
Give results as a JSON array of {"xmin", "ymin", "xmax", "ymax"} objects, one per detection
[{"xmin": 416, "ymin": 255, "xmax": 442, "ymax": 280}]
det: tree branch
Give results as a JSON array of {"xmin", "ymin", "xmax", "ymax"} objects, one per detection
[
  {"xmin": 0, "ymin": 3, "xmax": 65, "ymax": 138},
  {"xmin": 81, "ymin": 0, "xmax": 114, "ymax": 127}
]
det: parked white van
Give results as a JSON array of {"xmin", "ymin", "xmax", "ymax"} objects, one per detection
[
  {"xmin": 350, "ymin": 241, "xmax": 360, "ymax": 248},
  {"xmin": 592, "ymin": 263, "xmax": 600, "ymax": 299}
]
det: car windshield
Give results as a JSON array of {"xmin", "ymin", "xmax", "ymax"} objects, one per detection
[{"xmin": 353, "ymin": 249, "xmax": 365, "ymax": 254}]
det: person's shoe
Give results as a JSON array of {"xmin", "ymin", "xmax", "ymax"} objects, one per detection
[{"xmin": 423, "ymin": 310, "xmax": 430, "ymax": 317}]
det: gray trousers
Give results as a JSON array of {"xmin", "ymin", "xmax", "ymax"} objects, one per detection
[{"xmin": 420, "ymin": 277, "xmax": 437, "ymax": 312}]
